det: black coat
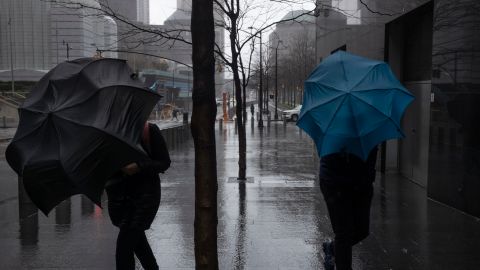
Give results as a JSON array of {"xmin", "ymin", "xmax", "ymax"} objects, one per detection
[
  {"xmin": 320, "ymin": 146, "xmax": 378, "ymax": 186},
  {"xmin": 106, "ymin": 123, "xmax": 171, "ymax": 230}
]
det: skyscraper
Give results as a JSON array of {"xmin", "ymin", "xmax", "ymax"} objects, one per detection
[
  {"xmin": 101, "ymin": 0, "xmax": 149, "ymax": 24},
  {"xmin": 0, "ymin": 0, "xmax": 118, "ymax": 81},
  {"xmin": 137, "ymin": 0, "xmax": 150, "ymax": 25}
]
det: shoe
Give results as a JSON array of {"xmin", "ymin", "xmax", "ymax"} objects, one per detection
[{"xmin": 322, "ymin": 240, "xmax": 335, "ymax": 270}]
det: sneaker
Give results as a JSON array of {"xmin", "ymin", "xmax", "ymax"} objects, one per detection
[{"xmin": 322, "ymin": 241, "xmax": 335, "ymax": 270}]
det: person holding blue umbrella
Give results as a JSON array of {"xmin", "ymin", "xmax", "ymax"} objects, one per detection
[{"xmin": 297, "ymin": 51, "xmax": 414, "ymax": 270}]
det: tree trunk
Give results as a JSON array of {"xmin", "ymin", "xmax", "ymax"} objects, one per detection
[
  {"xmin": 229, "ymin": 18, "xmax": 247, "ymax": 180},
  {"xmin": 242, "ymin": 83, "xmax": 247, "ymax": 123},
  {"xmin": 234, "ymin": 67, "xmax": 246, "ymax": 180},
  {"xmin": 191, "ymin": 1, "xmax": 219, "ymax": 269}
]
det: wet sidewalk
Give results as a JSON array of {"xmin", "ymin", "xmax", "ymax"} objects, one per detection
[
  {"xmin": 0, "ymin": 128, "xmax": 16, "ymax": 142},
  {"xmin": 0, "ymin": 120, "xmax": 480, "ymax": 269}
]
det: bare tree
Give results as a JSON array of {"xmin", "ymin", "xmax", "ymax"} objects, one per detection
[
  {"xmin": 45, "ymin": 0, "xmax": 329, "ymax": 182},
  {"xmin": 270, "ymin": 27, "xmax": 315, "ymax": 107},
  {"xmin": 212, "ymin": 0, "xmax": 319, "ymax": 180}
]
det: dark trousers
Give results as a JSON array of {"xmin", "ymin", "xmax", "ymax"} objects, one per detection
[
  {"xmin": 116, "ymin": 228, "xmax": 159, "ymax": 270},
  {"xmin": 320, "ymin": 180, "xmax": 373, "ymax": 270}
]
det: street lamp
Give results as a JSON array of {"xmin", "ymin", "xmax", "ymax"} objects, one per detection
[
  {"xmin": 8, "ymin": 16, "xmax": 15, "ymax": 94},
  {"xmin": 274, "ymin": 39, "xmax": 283, "ymax": 120}
]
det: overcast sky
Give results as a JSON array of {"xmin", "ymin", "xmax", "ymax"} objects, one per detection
[
  {"xmin": 150, "ymin": 0, "xmax": 177, "ymax": 25},
  {"xmin": 149, "ymin": 0, "xmax": 359, "ymax": 25},
  {"xmin": 147, "ymin": 0, "xmax": 358, "ymax": 79}
]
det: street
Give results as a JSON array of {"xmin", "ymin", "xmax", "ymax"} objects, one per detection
[{"xmin": 1, "ymin": 120, "xmax": 480, "ymax": 269}]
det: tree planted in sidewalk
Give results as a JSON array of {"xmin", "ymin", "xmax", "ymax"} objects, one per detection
[
  {"xmin": 213, "ymin": 0, "xmax": 321, "ymax": 180},
  {"xmin": 191, "ymin": 1, "xmax": 219, "ymax": 269}
]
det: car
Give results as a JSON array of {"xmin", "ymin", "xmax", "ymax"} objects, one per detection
[
  {"xmin": 215, "ymin": 98, "xmax": 222, "ymax": 106},
  {"xmin": 282, "ymin": 105, "xmax": 302, "ymax": 122}
]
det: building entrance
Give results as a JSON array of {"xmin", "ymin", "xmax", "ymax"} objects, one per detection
[{"xmin": 386, "ymin": 2, "xmax": 433, "ymax": 187}]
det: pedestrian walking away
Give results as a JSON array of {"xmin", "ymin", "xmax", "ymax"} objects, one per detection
[
  {"xmin": 250, "ymin": 103, "xmax": 255, "ymax": 117},
  {"xmin": 296, "ymin": 51, "xmax": 414, "ymax": 270},
  {"xmin": 320, "ymin": 147, "xmax": 377, "ymax": 270},
  {"xmin": 106, "ymin": 122, "xmax": 171, "ymax": 270},
  {"xmin": 172, "ymin": 108, "xmax": 179, "ymax": 121}
]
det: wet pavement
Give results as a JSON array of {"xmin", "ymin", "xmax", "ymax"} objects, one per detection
[
  {"xmin": 1, "ymin": 118, "xmax": 480, "ymax": 269},
  {"xmin": 0, "ymin": 128, "xmax": 16, "ymax": 141}
]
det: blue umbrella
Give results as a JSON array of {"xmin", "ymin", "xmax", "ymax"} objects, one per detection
[{"xmin": 297, "ymin": 51, "xmax": 414, "ymax": 160}]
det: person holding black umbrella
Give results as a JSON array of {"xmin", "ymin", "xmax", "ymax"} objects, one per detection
[{"xmin": 106, "ymin": 122, "xmax": 171, "ymax": 270}]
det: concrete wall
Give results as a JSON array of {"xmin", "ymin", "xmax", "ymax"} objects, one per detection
[{"xmin": 159, "ymin": 124, "xmax": 191, "ymax": 151}]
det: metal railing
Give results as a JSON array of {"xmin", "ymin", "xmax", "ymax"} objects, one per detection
[{"xmin": 0, "ymin": 91, "xmax": 27, "ymax": 107}]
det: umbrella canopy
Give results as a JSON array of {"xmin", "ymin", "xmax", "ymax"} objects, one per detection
[
  {"xmin": 6, "ymin": 58, "xmax": 161, "ymax": 215},
  {"xmin": 297, "ymin": 51, "xmax": 414, "ymax": 160}
]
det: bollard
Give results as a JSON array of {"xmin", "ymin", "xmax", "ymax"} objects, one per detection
[{"xmin": 283, "ymin": 117, "xmax": 287, "ymax": 126}]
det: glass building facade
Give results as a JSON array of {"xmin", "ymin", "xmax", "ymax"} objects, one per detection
[{"xmin": 0, "ymin": 0, "xmax": 117, "ymax": 79}]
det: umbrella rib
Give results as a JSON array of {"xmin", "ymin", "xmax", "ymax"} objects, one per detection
[
  {"xmin": 51, "ymin": 115, "xmax": 79, "ymax": 189},
  {"xmin": 299, "ymin": 87, "xmax": 345, "ymax": 118},
  {"xmin": 53, "ymin": 84, "xmax": 153, "ymax": 113},
  {"xmin": 68, "ymin": 58, "xmax": 125, "ymax": 103},
  {"xmin": 76, "ymin": 58, "xmax": 127, "ymax": 77},
  {"xmin": 349, "ymin": 91, "xmax": 406, "ymax": 133},
  {"xmin": 351, "ymin": 87, "xmax": 413, "ymax": 96},
  {"xmin": 305, "ymin": 79, "xmax": 347, "ymax": 93},
  {"xmin": 12, "ymin": 108, "xmax": 48, "ymax": 142},
  {"xmin": 347, "ymin": 94, "xmax": 364, "ymax": 147},
  {"xmin": 361, "ymin": 118, "xmax": 406, "ymax": 147},
  {"xmin": 347, "ymin": 64, "xmax": 380, "ymax": 92},
  {"xmin": 323, "ymin": 94, "xmax": 348, "ymax": 136},
  {"xmin": 299, "ymin": 92, "xmax": 346, "ymax": 122},
  {"xmin": 51, "ymin": 113, "xmax": 144, "ymax": 155},
  {"xmin": 341, "ymin": 53, "xmax": 348, "ymax": 83}
]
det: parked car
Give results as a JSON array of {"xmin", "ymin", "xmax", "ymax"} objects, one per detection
[{"xmin": 282, "ymin": 105, "xmax": 302, "ymax": 122}]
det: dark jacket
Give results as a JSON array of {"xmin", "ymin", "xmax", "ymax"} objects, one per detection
[
  {"xmin": 320, "ymin": 147, "xmax": 378, "ymax": 186},
  {"xmin": 106, "ymin": 123, "xmax": 171, "ymax": 230}
]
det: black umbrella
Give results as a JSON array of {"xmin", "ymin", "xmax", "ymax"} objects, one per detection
[{"xmin": 6, "ymin": 58, "xmax": 161, "ymax": 215}]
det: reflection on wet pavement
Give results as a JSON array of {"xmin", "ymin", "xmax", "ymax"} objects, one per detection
[{"xmin": 0, "ymin": 121, "xmax": 480, "ymax": 269}]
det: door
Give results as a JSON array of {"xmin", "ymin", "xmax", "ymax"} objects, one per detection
[{"xmin": 399, "ymin": 81, "xmax": 431, "ymax": 187}]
